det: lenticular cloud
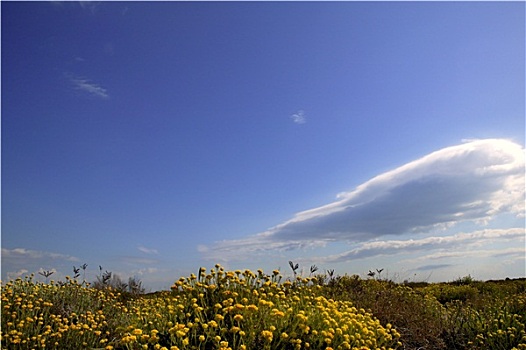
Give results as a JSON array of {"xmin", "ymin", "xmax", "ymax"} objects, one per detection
[{"xmin": 201, "ymin": 139, "xmax": 525, "ymax": 259}]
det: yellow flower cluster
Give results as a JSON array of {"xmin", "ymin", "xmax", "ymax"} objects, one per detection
[
  {"xmin": 465, "ymin": 294, "xmax": 526, "ymax": 350},
  {"xmin": 1, "ymin": 267, "xmax": 402, "ymax": 349},
  {"xmin": 116, "ymin": 265, "xmax": 400, "ymax": 349},
  {"xmin": 1, "ymin": 276, "xmax": 123, "ymax": 349}
]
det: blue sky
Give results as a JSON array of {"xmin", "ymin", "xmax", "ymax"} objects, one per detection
[{"xmin": 2, "ymin": 1, "xmax": 525, "ymax": 291}]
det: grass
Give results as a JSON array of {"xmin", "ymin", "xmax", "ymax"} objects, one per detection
[{"xmin": 1, "ymin": 265, "xmax": 525, "ymax": 350}]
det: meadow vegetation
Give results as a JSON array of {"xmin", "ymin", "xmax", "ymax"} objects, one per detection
[{"xmin": 1, "ymin": 264, "xmax": 525, "ymax": 350}]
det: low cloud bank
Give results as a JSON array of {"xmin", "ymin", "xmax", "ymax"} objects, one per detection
[
  {"xmin": 200, "ymin": 139, "xmax": 525, "ymax": 260},
  {"xmin": 316, "ymin": 228, "xmax": 524, "ymax": 263}
]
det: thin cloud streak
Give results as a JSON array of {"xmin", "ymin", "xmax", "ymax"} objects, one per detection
[
  {"xmin": 1, "ymin": 248, "xmax": 80, "ymax": 262},
  {"xmin": 69, "ymin": 75, "xmax": 109, "ymax": 99},
  {"xmin": 415, "ymin": 264, "xmax": 453, "ymax": 271},
  {"xmin": 138, "ymin": 246, "xmax": 159, "ymax": 255},
  {"xmin": 122, "ymin": 256, "xmax": 160, "ymax": 265},
  {"xmin": 398, "ymin": 246, "xmax": 525, "ymax": 272},
  {"xmin": 316, "ymin": 228, "xmax": 525, "ymax": 264},
  {"xmin": 201, "ymin": 139, "xmax": 525, "ymax": 261},
  {"xmin": 405, "ymin": 246, "xmax": 526, "ymax": 263}
]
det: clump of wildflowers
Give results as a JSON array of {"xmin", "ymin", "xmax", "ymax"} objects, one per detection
[
  {"xmin": 8, "ymin": 265, "xmax": 522, "ymax": 349},
  {"xmin": 119, "ymin": 265, "xmax": 400, "ymax": 349}
]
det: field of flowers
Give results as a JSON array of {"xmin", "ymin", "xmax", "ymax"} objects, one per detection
[{"xmin": 1, "ymin": 265, "xmax": 525, "ymax": 350}]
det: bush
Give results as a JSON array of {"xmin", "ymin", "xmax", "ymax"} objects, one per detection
[
  {"xmin": 322, "ymin": 276, "xmax": 447, "ymax": 349},
  {"xmin": 2, "ymin": 268, "xmax": 524, "ymax": 350},
  {"xmin": 1, "ymin": 267, "xmax": 401, "ymax": 350},
  {"xmin": 423, "ymin": 284, "xmax": 479, "ymax": 304}
]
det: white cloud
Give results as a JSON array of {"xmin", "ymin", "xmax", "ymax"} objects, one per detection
[
  {"xmin": 290, "ymin": 110, "xmax": 306, "ymax": 124},
  {"xmin": 69, "ymin": 75, "xmax": 109, "ymax": 99},
  {"xmin": 132, "ymin": 267, "xmax": 160, "ymax": 276},
  {"xmin": 2, "ymin": 248, "xmax": 80, "ymax": 281},
  {"xmin": 201, "ymin": 139, "xmax": 525, "ymax": 261},
  {"xmin": 6, "ymin": 269, "xmax": 29, "ymax": 280},
  {"xmin": 122, "ymin": 256, "xmax": 159, "ymax": 265},
  {"xmin": 404, "ymin": 245, "xmax": 526, "ymax": 264},
  {"xmin": 2, "ymin": 248, "xmax": 79, "ymax": 262},
  {"xmin": 138, "ymin": 246, "xmax": 159, "ymax": 255},
  {"xmin": 316, "ymin": 228, "xmax": 525, "ymax": 263}
]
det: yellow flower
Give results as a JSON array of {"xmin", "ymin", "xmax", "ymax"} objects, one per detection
[
  {"xmin": 247, "ymin": 304, "xmax": 258, "ymax": 312},
  {"xmin": 261, "ymin": 330, "xmax": 273, "ymax": 342}
]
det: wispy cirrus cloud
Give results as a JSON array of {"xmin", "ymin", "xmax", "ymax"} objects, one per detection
[
  {"xmin": 404, "ymin": 246, "xmax": 526, "ymax": 264},
  {"xmin": 2, "ymin": 247, "xmax": 80, "ymax": 262},
  {"xmin": 68, "ymin": 74, "xmax": 109, "ymax": 99},
  {"xmin": 315, "ymin": 228, "xmax": 524, "ymax": 264},
  {"xmin": 138, "ymin": 246, "xmax": 159, "ymax": 255},
  {"xmin": 290, "ymin": 110, "xmax": 306, "ymax": 124},
  {"xmin": 2, "ymin": 248, "xmax": 80, "ymax": 281},
  {"xmin": 122, "ymin": 256, "xmax": 159, "ymax": 266},
  {"xmin": 200, "ymin": 139, "xmax": 525, "ymax": 261}
]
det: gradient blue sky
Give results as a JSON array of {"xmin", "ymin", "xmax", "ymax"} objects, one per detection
[{"xmin": 2, "ymin": 1, "xmax": 525, "ymax": 291}]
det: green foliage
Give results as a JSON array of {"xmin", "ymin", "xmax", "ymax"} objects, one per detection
[
  {"xmin": 1, "ymin": 275, "xmax": 127, "ymax": 349},
  {"xmin": 441, "ymin": 294, "xmax": 526, "ymax": 350},
  {"xmin": 423, "ymin": 284, "xmax": 479, "ymax": 304},
  {"xmin": 1, "ymin": 267, "xmax": 400, "ymax": 350},
  {"xmin": 451, "ymin": 274, "xmax": 476, "ymax": 286},
  {"xmin": 2, "ymin": 269, "xmax": 525, "ymax": 350},
  {"xmin": 322, "ymin": 275, "xmax": 447, "ymax": 349}
]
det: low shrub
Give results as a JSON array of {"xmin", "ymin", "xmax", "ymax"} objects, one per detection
[
  {"xmin": 1, "ymin": 267, "xmax": 401, "ymax": 350},
  {"xmin": 2, "ymin": 268, "xmax": 524, "ymax": 350}
]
